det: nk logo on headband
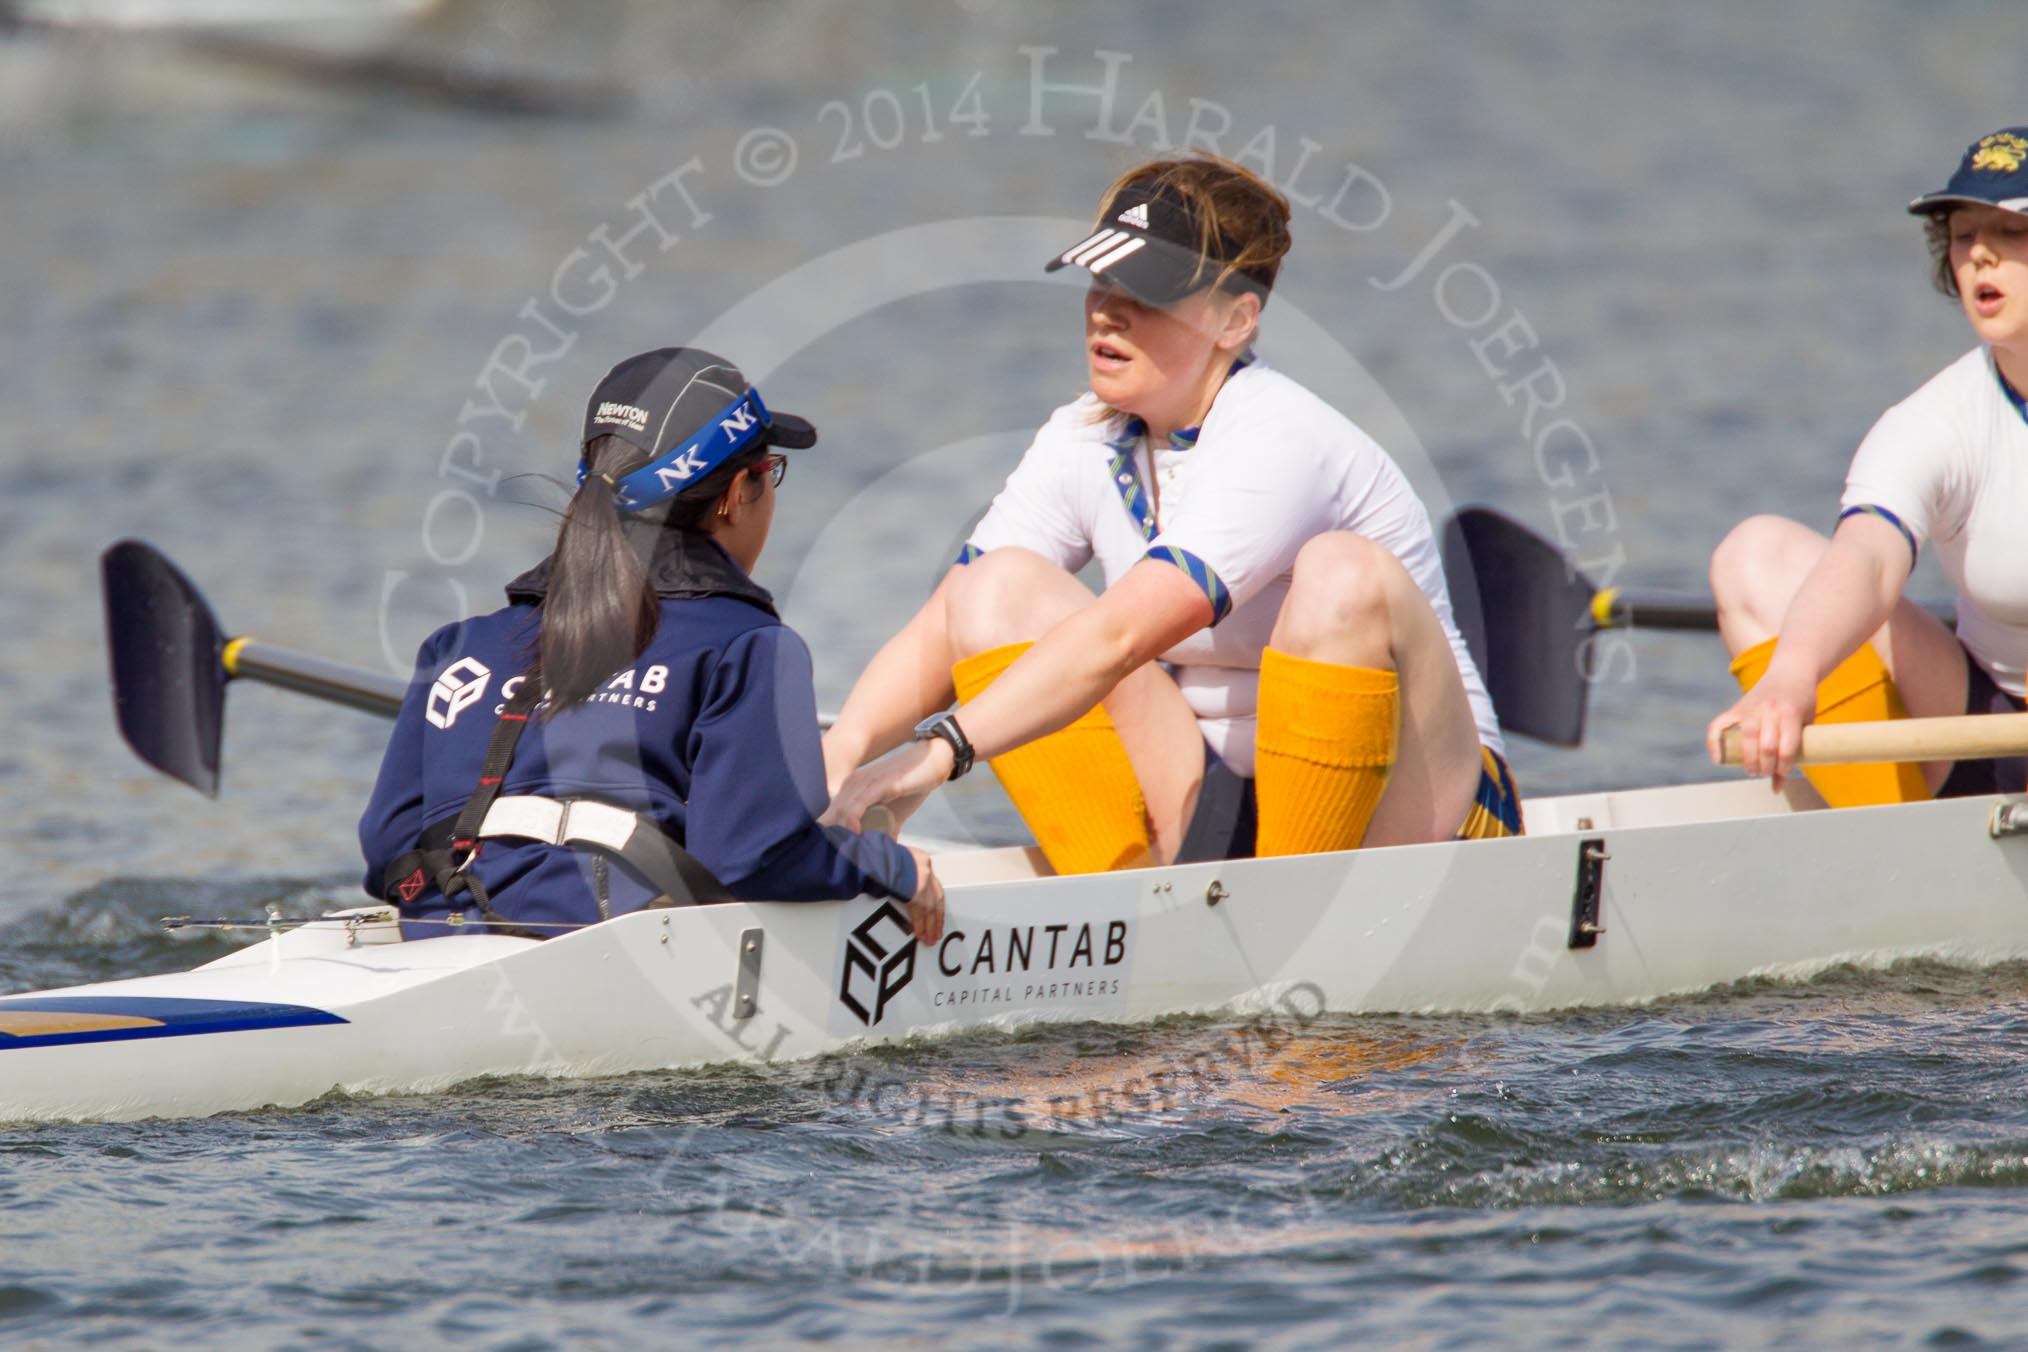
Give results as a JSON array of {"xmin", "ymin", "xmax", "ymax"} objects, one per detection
[
  {"xmin": 652, "ymin": 448, "xmax": 711, "ymax": 492},
  {"xmin": 606, "ymin": 387, "xmax": 771, "ymax": 513}
]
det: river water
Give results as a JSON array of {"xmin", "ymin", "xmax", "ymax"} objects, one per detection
[{"xmin": 5, "ymin": 1, "xmax": 2028, "ymax": 1345}]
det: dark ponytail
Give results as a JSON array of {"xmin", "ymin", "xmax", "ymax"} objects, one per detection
[
  {"xmin": 539, "ymin": 436, "xmax": 658, "ymax": 710},
  {"xmin": 537, "ymin": 433, "xmax": 768, "ymax": 712}
]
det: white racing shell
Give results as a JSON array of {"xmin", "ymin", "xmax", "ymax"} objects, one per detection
[{"xmin": 4, "ymin": 778, "xmax": 2028, "ymax": 1124}]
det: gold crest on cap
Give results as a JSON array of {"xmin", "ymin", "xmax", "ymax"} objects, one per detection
[{"xmin": 1971, "ymin": 132, "xmax": 2028, "ymax": 174}]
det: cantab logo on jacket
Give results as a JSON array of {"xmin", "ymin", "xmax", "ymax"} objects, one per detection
[{"xmin": 427, "ymin": 657, "xmax": 493, "ymax": 729}]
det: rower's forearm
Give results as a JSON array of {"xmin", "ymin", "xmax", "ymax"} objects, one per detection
[
  {"xmin": 825, "ymin": 583, "xmax": 959, "ymax": 771},
  {"xmin": 957, "ymin": 604, "xmax": 1143, "ymax": 760},
  {"xmin": 1771, "ymin": 540, "xmax": 1902, "ymax": 685},
  {"xmin": 951, "ymin": 560, "xmax": 1210, "ymax": 759}
]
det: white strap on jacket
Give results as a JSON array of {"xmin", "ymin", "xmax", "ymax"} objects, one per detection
[{"xmin": 480, "ymin": 795, "xmax": 642, "ymax": 854}]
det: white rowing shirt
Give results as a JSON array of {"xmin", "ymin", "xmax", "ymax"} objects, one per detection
[
  {"xmin": 1842, "ymin": 345, "xmax": 2028, "ymax": 698},
  {"xmin": 961, "ymin": 358, "xmax": 1503, "ymax": 775}
]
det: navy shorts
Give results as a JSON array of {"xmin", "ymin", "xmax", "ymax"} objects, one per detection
[
  {"xmin": 1174, "ymin": 745, "xmax": 1257, "ymax": 864},
  {"xmin": 1172, "ymin": 741, "xmax": 1523, "ymax": 863},
  {"xmin": 1937, "ymin": 647, "xmax": 2028, "ymax": 798}
]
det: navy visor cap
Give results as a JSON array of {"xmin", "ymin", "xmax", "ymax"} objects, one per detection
[
  {"xmin": 1044, "ymin": 182, "xmax": 1266, "ymax": 305},
  {"xmin": 1909, "ymin": 127, "xmax": 2028, "ymax": 216}
]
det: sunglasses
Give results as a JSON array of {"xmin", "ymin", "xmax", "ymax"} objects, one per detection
[{"xmin": 758, "ymin": 453, "xmax": 788, "ymax": 488}]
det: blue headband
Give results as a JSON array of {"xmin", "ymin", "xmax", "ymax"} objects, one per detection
[{"xmin": 579, "ymin": 387, "xmax": 776, "ymax": 513}]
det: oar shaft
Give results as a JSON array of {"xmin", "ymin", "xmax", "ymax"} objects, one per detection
[
  {"xmin": 1593, "ymin": 588, "xmax": 1722, "ymax": 632},
  {"xmin": 1592, "ymin": 586, "xmax": 1956, "ymax": 634},
  {"xmin": 1721, "ymin": 712, "xmax": 2028, "ymax": 767},
  {"xmin": 226, "ymin": 639, "xmax": 406, "ymax": 719}
]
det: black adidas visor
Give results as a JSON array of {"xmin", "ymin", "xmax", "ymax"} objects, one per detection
[{"xmin": 1043, "ymin": 183, "xmax": 1266, "ymax": 306}]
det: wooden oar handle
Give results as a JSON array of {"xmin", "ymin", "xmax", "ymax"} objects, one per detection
[{"xmin": 1720, "ymin": 711, "xmax": 2028, "ymax": 767}]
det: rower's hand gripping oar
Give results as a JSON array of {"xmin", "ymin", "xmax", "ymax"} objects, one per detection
[
  {"xmin": 1719, "ymin": 711, "xmax": 2028, "ymax": 769},
  {"xmin": 101, "ymin": 540, "xmax": 405, "ymax": 796},
  {"xmin": 1439, "ymin": 507, "xmax": 1719, "ymax": 747}
]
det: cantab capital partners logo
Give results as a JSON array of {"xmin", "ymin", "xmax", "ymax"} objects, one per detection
[
  {"xmin": 426, "ymin": 657, "xmax": 493, "ymax": 730},
  {"xmin": 839, "ymin": 901, "xmax": 916, "ymax": 1026}
]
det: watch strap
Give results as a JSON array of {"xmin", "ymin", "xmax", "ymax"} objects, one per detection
[{"xmin": 915, "ymin": 712, "xmax": 974, "ymax": 781}]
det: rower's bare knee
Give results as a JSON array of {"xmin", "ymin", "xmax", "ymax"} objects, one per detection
[
  {"xmin": 1271, "ymin": 533, "xmax": 1404, "ymax": 668},
  {"xmin": 943, "ymin": 548, "xmax": 1091, "ymax": 659},
  {"xmin": 1709, "ymin": 514, "xmax": 1827, "ymax": 650}
]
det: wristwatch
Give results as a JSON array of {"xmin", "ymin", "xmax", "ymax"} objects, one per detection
[{"xmin": 912, "ymin": 710, "xmax": 975, "ymax": 781}]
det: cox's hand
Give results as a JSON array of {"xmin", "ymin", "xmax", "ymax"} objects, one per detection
[
  {"xmin": 822, "ymin": 739, "xmax": 953, "ymax": 833},
  {"xmin": 904, "ymin": 846, "xmax": 945, "ymax": 945},
  {"xmin": 1707, "ymin": 666, "xmax": 1817, "ymax": 790}
]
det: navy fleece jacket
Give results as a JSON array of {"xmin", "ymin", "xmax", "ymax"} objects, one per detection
[{"xmin": 358, "ymin": 532, "xmax": 915, "ymax": 931}]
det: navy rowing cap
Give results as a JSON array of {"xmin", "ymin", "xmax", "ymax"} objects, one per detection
[
  {"xmin": 1909, "ymin": 127, "xmax": 2028, "ymax": 216},
  {"xmin": 579, "ymin": 348, "xmax": 817, "ymax": 514},
  {"xmin": 1045, "ymin": 181, "xmax": 1267, "ymax": 305}
]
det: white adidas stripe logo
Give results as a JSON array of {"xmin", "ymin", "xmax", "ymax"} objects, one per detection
[
  {"xmin": 1065, "ymin": 229, "xmax": 1123, "ymax": 265},
  {"xmin": 1088, "ymin": 237, "xmax": 1146, "ymax": 273},
  {"xmin": 1117, "ymin": 202, "xmax": 1150, "ymax": 229}
]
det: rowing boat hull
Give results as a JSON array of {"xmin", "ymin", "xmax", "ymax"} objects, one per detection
[{"xmin": 5, "ymin": 779, "xmax": 2026, "ymax": 1123}]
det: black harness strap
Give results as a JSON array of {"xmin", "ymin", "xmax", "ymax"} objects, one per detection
[
  {"xmin": 379, "ymin": 675, "xmax": 541, "ymax": 931},
  {"xmin": 599, "ymin": 817, "xmax": 733, "ymax": 905},
  {"xmin": 444, "ymin": 673, "xmax": 544, "ymax": 897}
]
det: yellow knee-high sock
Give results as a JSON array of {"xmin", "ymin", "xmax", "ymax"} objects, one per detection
[
  {"xmin": 1729, "ymin": 636, "xmax": 1928, "ymax": 807},
  {"xmin": 1253, "ymin": 648, "xmax": 1399, "ymax": 856},
  {"xmin": 951, "ymin": 643, "xmax": 1151, "ymax": 875}
]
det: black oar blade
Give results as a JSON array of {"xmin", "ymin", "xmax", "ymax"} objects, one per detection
[
  {"xmin": 1441, "ymin": 507, "xmax": 1598, "ymax": 747},
  {"xmin": 101, "ymin": 540, "xmax": 228, "ymax": 796}
]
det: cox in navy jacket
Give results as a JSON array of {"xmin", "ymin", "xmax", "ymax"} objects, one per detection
[{"xmin": 358, "ymin": 529, "xmax": 917, "ymax": 932}]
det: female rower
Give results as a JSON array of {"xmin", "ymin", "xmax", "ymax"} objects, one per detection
[
  {"xmin": 359, "ymin": 347, "xmax": 942, "ymax": 940},
  {"xmin": 822, "ymin": 155, "xmax": 1518, "ymax": 872},
  {"xmin": 1707, "ymin": 127, "xmax": 2028, "ymax": 802}
]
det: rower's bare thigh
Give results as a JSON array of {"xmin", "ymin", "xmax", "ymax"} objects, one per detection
[
  {"xmin": 941, "ymin": 548, "xmax": 1100, "ymax": 656},
  {"xmin": 1711, "ymin": 515, "xmax": 1840, "ymax": 651},
  {"xmin": 1269, "ymin": 533, "xmax": 1483, "ymax": 846}
]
